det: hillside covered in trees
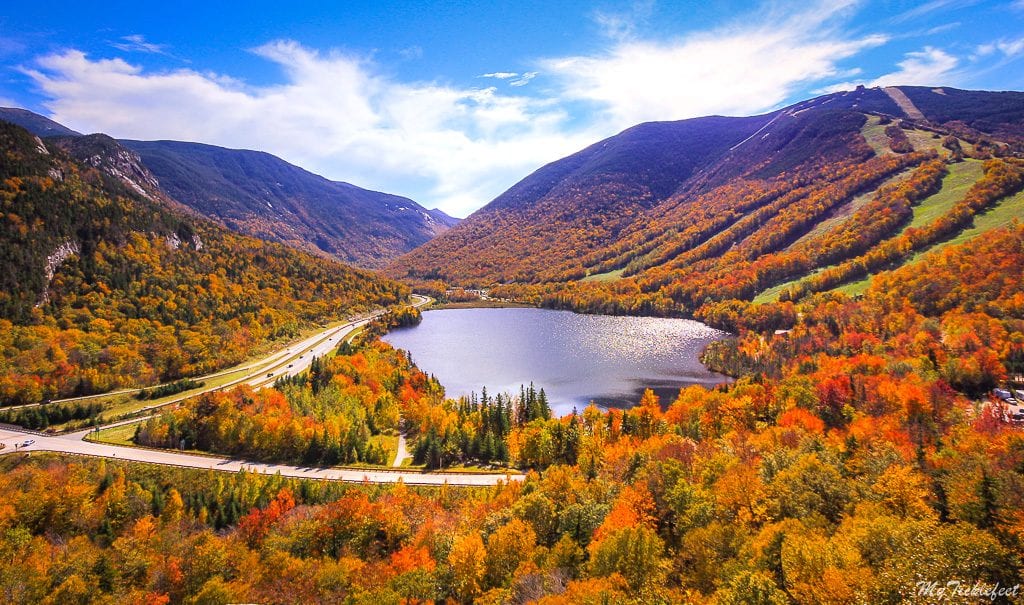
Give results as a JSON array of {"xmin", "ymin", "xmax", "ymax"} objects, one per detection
[
  {"xmin": 3, "ymin": 220, "xmax": 1024, "ymax": 602},
  {"xmin": 0, "ymin": 120, "xmax": 408, "ymax": 404},
  {"xmin": 391, "ymin": 86, "xmax": 1024, "ymax": 318},
  {"xmin": 0, "ymin": 107, "xmax": 459, "ymax": 269}
]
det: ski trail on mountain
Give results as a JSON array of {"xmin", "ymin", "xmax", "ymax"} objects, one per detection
[{"xmin": 883, "ymin": 87, "xmax": 926, "ymax": 121}]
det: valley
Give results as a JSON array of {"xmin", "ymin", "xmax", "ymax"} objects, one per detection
[{"xmin": 2, "ymin": 81, "xmax": 1024, "ymax": 604}]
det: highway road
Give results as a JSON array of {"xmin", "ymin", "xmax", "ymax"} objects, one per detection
[
  {"xmin": 0, "ymin": 295, "xmax": 524, "ymax": 486},
  {"xmin": 0, "ymin": 427, "xmax": 520, "ymax": 486}
]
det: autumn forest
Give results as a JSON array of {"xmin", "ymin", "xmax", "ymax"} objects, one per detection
[{"xmin": 2, "ymin": 82, "xmax": 1024, "ymax": 604}]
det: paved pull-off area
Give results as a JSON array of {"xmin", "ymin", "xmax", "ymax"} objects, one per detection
[{"xmin": 0, "ymin": 296, "xmax": 524, "ymax": 487}]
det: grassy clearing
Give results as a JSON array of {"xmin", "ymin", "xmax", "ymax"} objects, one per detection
[
  {"xmin": 833, "ymin": 276, "xmax": 873, "ymax": 297},
  {"xmin": 905, "ymin": 129, "xmax": 947, "ymax": 153},
  {"xmin": 908, "ymin": 160, "xmax": 984, "ymax": 228},
  {"xmin": 788, "ymin": 169, "xmax": 914, "ymax": 249},
  {"xmin": 821, "ymin": 170, "xmax": 1021, "ymax": 298},
  {"xmin": 860, "ymin": 114, "xmax": 952, "ymax": 157},
  {"xmin": 582, "ymin": 268, "xmax": 625, "ymax": 282},
  {"xmin": 861, "ymin": 116, "xmax": 890, "ymax": 155},
  {"xmin": 833, "ymin": 172, "xmax": 1022, "ymax": 295},
  {"xmin": 751, "ymin": 159, "xmax": 989, "ymax": 304},
  {"xmin": 915, "ymin": 187, "xmax": 1024, "ymax": 256},
  {"xmin": 86, "ymin": 422, "xmax": 140, "ymax": 446},
  {"xmin": 753, "ymin": 268, "xmax": 824, "ymax": 304},
  {"xmin": 84, "ymin": 422, "xmax": 224, "ymax": 457},
  {"xmin": 49, "ymin": 320, "xmax": 345, "ymax": 406}
]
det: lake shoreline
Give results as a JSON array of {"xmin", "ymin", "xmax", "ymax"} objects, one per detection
[
  {"xmin": 431, "ymin": 299, "xmax": 537, "ymax": 310},
  {"xmin": 383, "ymin": 307, "xmax": 732, "ymax": 416}
]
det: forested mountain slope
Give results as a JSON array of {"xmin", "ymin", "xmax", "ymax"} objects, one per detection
[
  {"xmin": 391, "ymin": 86, "xmax": 1024, "ymax": 316},
  {"xmin": 0, "ymin": 120, "xmax": 407, "ymax": 404},
  {"xmin": 121, "ymin": 139, "xmax": 458, "ymax": 268},
  {"xmin": 0, "ymin": 107, "xmax": 458, "ymax": 268}
]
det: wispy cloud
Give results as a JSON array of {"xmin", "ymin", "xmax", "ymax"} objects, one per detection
[
  {"xmin": 593, "ymin": 1, "xmax": 654, "ymax": 42},
  {"xmin": 479, "ymin": 72, "xmax": 519, "ymax": 80},
  {"xmin": 889, "ymin": 0, "xmax": 978, "ymax": 24},
  {"xmin": 479, "ymin": 71, "xmax": 538, "ymax": 87},
  {"xmin": 870, "ymin": 46, "xmax": 959, "ymax": 86},
  {"xmin": 509, "ymin": 72, "xmax": 537, "ymax": 87},
  {"xmin": 924, "ymin": 22, "xmax": 961, "ymax": 36},
  {"xmin": 977, "ymin": 37, "xmax": 1024, "ymax": 58},
  {"xmin": 110, "ymin": 34, "xmax": 168, "ymax": 55},
  {"xmin": 0, "ymin": 37, "xmax": 26, "ymax": 57},
  {"xmin": 543, "ymin": 3, "xmax": 886, "ymax": 125},
  {"xmin": 823, "ymin": 46, "xmax": 959, "ymax": 91},
  {"xmin": 397, "ymin": 45, "xmax": 422, "ymax": 61}
]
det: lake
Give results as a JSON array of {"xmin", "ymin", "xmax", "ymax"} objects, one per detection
[{"xmin": 382, "ymin": 307, "xmax": 732, "ymax": 417}]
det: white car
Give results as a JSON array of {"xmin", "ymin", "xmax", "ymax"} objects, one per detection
[{"xmin": 22, "ymin": 439, "xmax": 34, "ymax": 447}]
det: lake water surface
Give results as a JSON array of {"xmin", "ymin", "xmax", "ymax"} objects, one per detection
[{"xmin": 382, "ymin": 307, "xmax": 732, "ymax": 417}]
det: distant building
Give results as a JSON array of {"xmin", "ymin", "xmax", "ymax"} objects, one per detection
[{"xmin": 994, "ymin": 388, "xmax": 1016, "ymax": 402}]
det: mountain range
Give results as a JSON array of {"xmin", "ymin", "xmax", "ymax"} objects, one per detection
[
  {"xmin": 0, "ymin": 108, "xmax": 458, "ymax": 268},
  {"xmin": 389, "ymin": 85, "xmax": 1024, "ymax": 316},
  {"xmin": 5, "ymin": 84, "xmax": 1024, "ymax": 321}
]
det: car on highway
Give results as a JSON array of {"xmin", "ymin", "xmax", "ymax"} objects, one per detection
[
  {"xmin": 266, "ymin": 372, "xmax": 274, "ymax": 378},
  {"xmin": 22, "ymin": 439, "xmax": 34, "ymax": 447}
]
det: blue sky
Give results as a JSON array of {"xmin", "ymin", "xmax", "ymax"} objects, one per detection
[{"xmin": 1, "ymin": 1, "xmax": 1023, "ymax": 217}]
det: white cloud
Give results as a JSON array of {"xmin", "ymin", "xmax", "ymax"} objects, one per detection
[
  {"xmin": 542, "ymin": 4, "xmax": 886, "ymax": 126},
  {"xmin": 509, "ymin": 72, "xmax": 537, "ymax": 87},
  {"xmin": 821, "ymin": 46, "xmax": 959, "ymax": 92},
  {"xmin": 990, "ymin": 38, "xmax": 1024, "ymax": 57},
  {"xmin": 888, "ymin": 0, "xmax": 978, "ymax": 24},
  {"xmin": 868, "ymin": 47, "xmax": 959, "ymax": 87},
  {"xmin": 479, "ymin": 72, "xmax": 518, "ymax": 79},
  {"xmin": 479, "ymin": 71, "xmax": 538, "ymax": 87},
  {"xmin": 26, "ymin": 42, "xmax": 593, "ymax": 217},
  {"xmin": 111, "ymin": 34, "xmax": 168, "ymax": 55}
]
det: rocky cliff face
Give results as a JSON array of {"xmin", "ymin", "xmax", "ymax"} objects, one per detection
[{"xmin": 51, "ymin": 134, "xmax": 163, "ymax": 200}]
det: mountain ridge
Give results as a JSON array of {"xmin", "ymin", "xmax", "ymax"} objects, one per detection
[
  {"xmin": 120, "ymin": 138, "xmax": 459, "ymax": 267},
  {"xmin": 389, "ymin": 85, "xmax": 1024, "ymax": 315},
  {"xmin": 0, "ymin": 107, "xmax": 457, "ymax": 268}
]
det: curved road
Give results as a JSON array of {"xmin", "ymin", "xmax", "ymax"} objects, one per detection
[
  {"xmin": 0, "ymin": 427, "xmax": 520, "ymax": 486},
  {"xmin": 0, "ymin": 295, "xmax": 524, "ymax": 486}
]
